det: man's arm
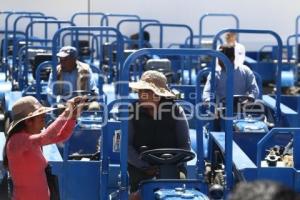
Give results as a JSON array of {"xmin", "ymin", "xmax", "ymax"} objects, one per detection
[
  {"xmin": 175, "ymin": 106, "xmax": 191, "ymax": 150},
  {"xmin": 46, "ymin": 71, "xmax": 56, "ymax": 105},
  {"xmin": 202, "ymin": 73, "xmax": 212, "ymax": 102},
  {"xmin": 246, "ymin": 69, "xmax": 259, "ymax": 99},
  {"xmin": 88, "ymin": 67, "xmax": 100, "ymax": 95},
  {"xmin": 128, "ymin": 120, "xmax": 150, "ymax": 169}
]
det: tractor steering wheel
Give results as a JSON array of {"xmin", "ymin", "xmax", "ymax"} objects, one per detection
[
  {"xmin": 232, "ymin": 95, "xmax": 255, "ymax": 105},
  {"xmin": 220, "ymin": 95, "xmax": 255, "ymax": 105},
  {"xmin": 140, "ymin": 148, "xmax": 195, "ymax": 165}
]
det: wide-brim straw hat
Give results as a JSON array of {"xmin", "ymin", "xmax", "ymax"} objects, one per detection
[
  {"xmin": 7, "ymin": 96, "xmax": 56, "ymax": 135},
  {"xmin": 129, "ymin": 70, "xmax": 175, "ymax": 98}
]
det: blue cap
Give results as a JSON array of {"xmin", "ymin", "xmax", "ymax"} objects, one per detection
[{"xmin": 56, "ymin": 46, "xmax": 78, "ymax": 58}]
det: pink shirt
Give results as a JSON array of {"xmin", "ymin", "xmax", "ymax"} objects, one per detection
[{"xmin": 7, "ymin": 115, "xmax": 76, "ymax": 200}]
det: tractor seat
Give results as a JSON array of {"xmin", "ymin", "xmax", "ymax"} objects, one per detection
[{"xmin": 32, "ymin": 53, "xmax": 52, "ymax": 81}]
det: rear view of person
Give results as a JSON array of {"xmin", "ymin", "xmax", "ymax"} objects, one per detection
[{"xmin": 202, "ymin": 45, "xmax": 259, "ymax": 103}]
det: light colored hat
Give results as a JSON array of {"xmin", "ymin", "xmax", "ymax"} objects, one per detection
[
  {"xmin": 7, "ymin": 96, "xmax": 56, "ymax": 135},
  {"xmin": 129, "ymin": 70, "xmax": 175, "ymax": 98},
  {"xmin": 56, "ymin": 46, "xmax": 78, "ymax": 58}
]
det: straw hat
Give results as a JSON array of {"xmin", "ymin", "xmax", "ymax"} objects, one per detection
[
  {"xmin": 7, "ymin": 96, "xmax": 56, "ymax": 135},
  {"xmin": 129, "ymin": 70, "xmax": 175, "ymax": 98}
]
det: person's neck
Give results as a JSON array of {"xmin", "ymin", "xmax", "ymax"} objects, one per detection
[{"xmin": 144, "ymin": 102, "xmax": 160, "ymax": 118}]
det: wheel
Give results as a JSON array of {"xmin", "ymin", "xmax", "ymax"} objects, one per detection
[{"xmin": 140, "ymin": 148, "xmax": 195, "ymax": 165}]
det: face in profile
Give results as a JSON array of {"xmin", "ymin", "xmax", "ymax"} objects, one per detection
[{"xmin": 26, "ymin": 113, "xmax": 46, "ymax": 134}]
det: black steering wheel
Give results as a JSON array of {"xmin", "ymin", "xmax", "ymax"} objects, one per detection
[
  {"xmin": 233, "ymin": 95, "xmax": 255, "ymax": 104},
  {"xmin": 220, "ymin": 95, "xmax": 255, "ymax": 105},
  {"xmin": 68, "ymin": 151, "xmax": 100, "ymax": 160},
  {"xmin": 140, "ymin": 148, "xmax": 195, "ymax": 165},
  {"xmin": 219, "ymin": 95, "xmax": 255, "ymax": 113}
]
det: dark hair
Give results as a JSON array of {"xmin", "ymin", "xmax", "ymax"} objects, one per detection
[
  {"xmin": 228, "ymin": 180, "xmax": 300, "ymax": 200},
  {"xmin": 3, "ymin": 121, "xmax": 26, "ymax": 169},
  {"xmin": 219, "ymin": 45, "xmax": 235, "ymax": 64},
  {"xmin": 225, "ymin": 32, "xmax": 237, "ymax": 39}
]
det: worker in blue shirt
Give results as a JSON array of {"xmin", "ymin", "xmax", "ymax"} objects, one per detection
[
  {"xmin": 47, "ymin": 46, "xmax": 99, "ymax": 105},
  {"xmin": 202, "ymin": 45, "xmax": 259, "ymax": 103}
]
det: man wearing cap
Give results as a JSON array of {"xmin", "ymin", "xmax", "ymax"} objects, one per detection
[
  {"xmin": 47, "ymin": 46, "xmax": 98, "ymax": 105},
  {"xmin": 225, "ymin": 32, "xmax": 246, "ymax": 67},
  {"xmin": 202, "ymin": 45, "xmax": 259, "ymax": 102},
  {"xmin": 127, "ymin": 70, "xmax": 191, "ymax": 196}
]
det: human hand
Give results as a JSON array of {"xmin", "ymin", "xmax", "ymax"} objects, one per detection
[
  {"xmin": 63, "ymin": 96, "xmax": 88, "ymax": 119},
  {"xmin": 144, "ymin": 166, "xmax": 159, "ymax": 177}
]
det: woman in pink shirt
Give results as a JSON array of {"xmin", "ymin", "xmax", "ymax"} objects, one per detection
[{"xmin": 2, "ymin": 95, "xmax": 85, "ymax": 200}]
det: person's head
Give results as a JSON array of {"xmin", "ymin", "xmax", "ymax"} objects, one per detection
[
  {"xmin": 57, "ymin": 46, "xmax": 78, "ymax": 72},
  {"xmin": 225, "ymin": 32, "xmax": 237, "ymax": 46},
  {"xmin": 143, "ymin": 31, "xmax": 150, "ymax": 42},
  {"xmin": 218, "ymin": 45, "xmax": 235, "ymax": 69},
  {"xmin": 228, "ymin": 180, "xmax": 300, "ymax": 200},
  {"xmin": 129, "ymin": 70, "xmax": 175, "ymax": 108},
  {"xmin": 8, "ymin": 96, "xmax": 55, "ymax": 135}
]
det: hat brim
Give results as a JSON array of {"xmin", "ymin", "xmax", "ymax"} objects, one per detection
[
  {"xmin": 56, "ymin": 52, "xmax": 70, "ymax": 58},
  {"xmin": 7, "ymin": 106, "xmax": 57, "ymax": 135},
  {"xmin": 129, "ymin": 81, "xmax": 175, "ymax": 98}
]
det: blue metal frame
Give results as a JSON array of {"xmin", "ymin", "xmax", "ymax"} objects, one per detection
[
  {"xmin": 199, "ymin": 13, "xmax": 239, "ymax": 47},
  {"xmin": 70, "ymin": 12, "xmax": 106, "ymax": 26},
  {"xmin": 12, "ymin": 16, "xmax": 57, "ymax": 72},
  {"xmin": 100, "ymin": 14, "xmax": 140, "ymax": 44},
  {"xmin": 119, "ymin": 48, "xmax": 233, "ymax": 199},
  {"xmin": 100, "ymin": 13, "xmax": 140, "ymax": 27},
  {"xmin": 295, "ymin": 15, "xmax": 300, "ymax": 62},
  {"xmin": 0, "ymin": 11, "xmax": 12, "ymax": 54},
  {"xmin": 116, "ymin": 18, "xmax": 160, "ymax": 32},
  {"xmin": 184, "ymin": 35, "xmax": 223, "ymax": 48},
  {"xmin": 117, "ymin": 18, "xmax": 160, "ymax": 49},
  {"xmin": 212, "ymin": 29, "xmax": 283, "ymax": 126},
  {"xmin": 20, "ymin": 20, "xmax": 75, "ymax": 90},
  {"xmin": 256, "ymin": 45, "xmax": 273, "ymax": 61},
  {"xmin": 3, "ymin": 12, "xmax": 44, "ymax": 65},
  {"xmin": 256, "ymin": 128, "xmax": 300, "ymax": 169},
  {"xmin": 141, "ymin": 23, "xmax": 193, "ymax": 48},
  {"xmin": 99, "ymin": 98, "xmax": 136, "ymax": 199},
  {"xmin": 35, "ymin": 60, "xmax": 53, "ymax": 100},
  {"xmin": 286, "ymin": 33, "xmax": 300, "ymax": 62}
]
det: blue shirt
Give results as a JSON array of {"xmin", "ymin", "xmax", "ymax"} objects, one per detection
[
  {"xmin": 47, "ymin": 62, "xmax": 98, "ymax": 104},
  {"xmin": 202, "ymin": 64, "xmax": 259, "ymax": 102}
]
